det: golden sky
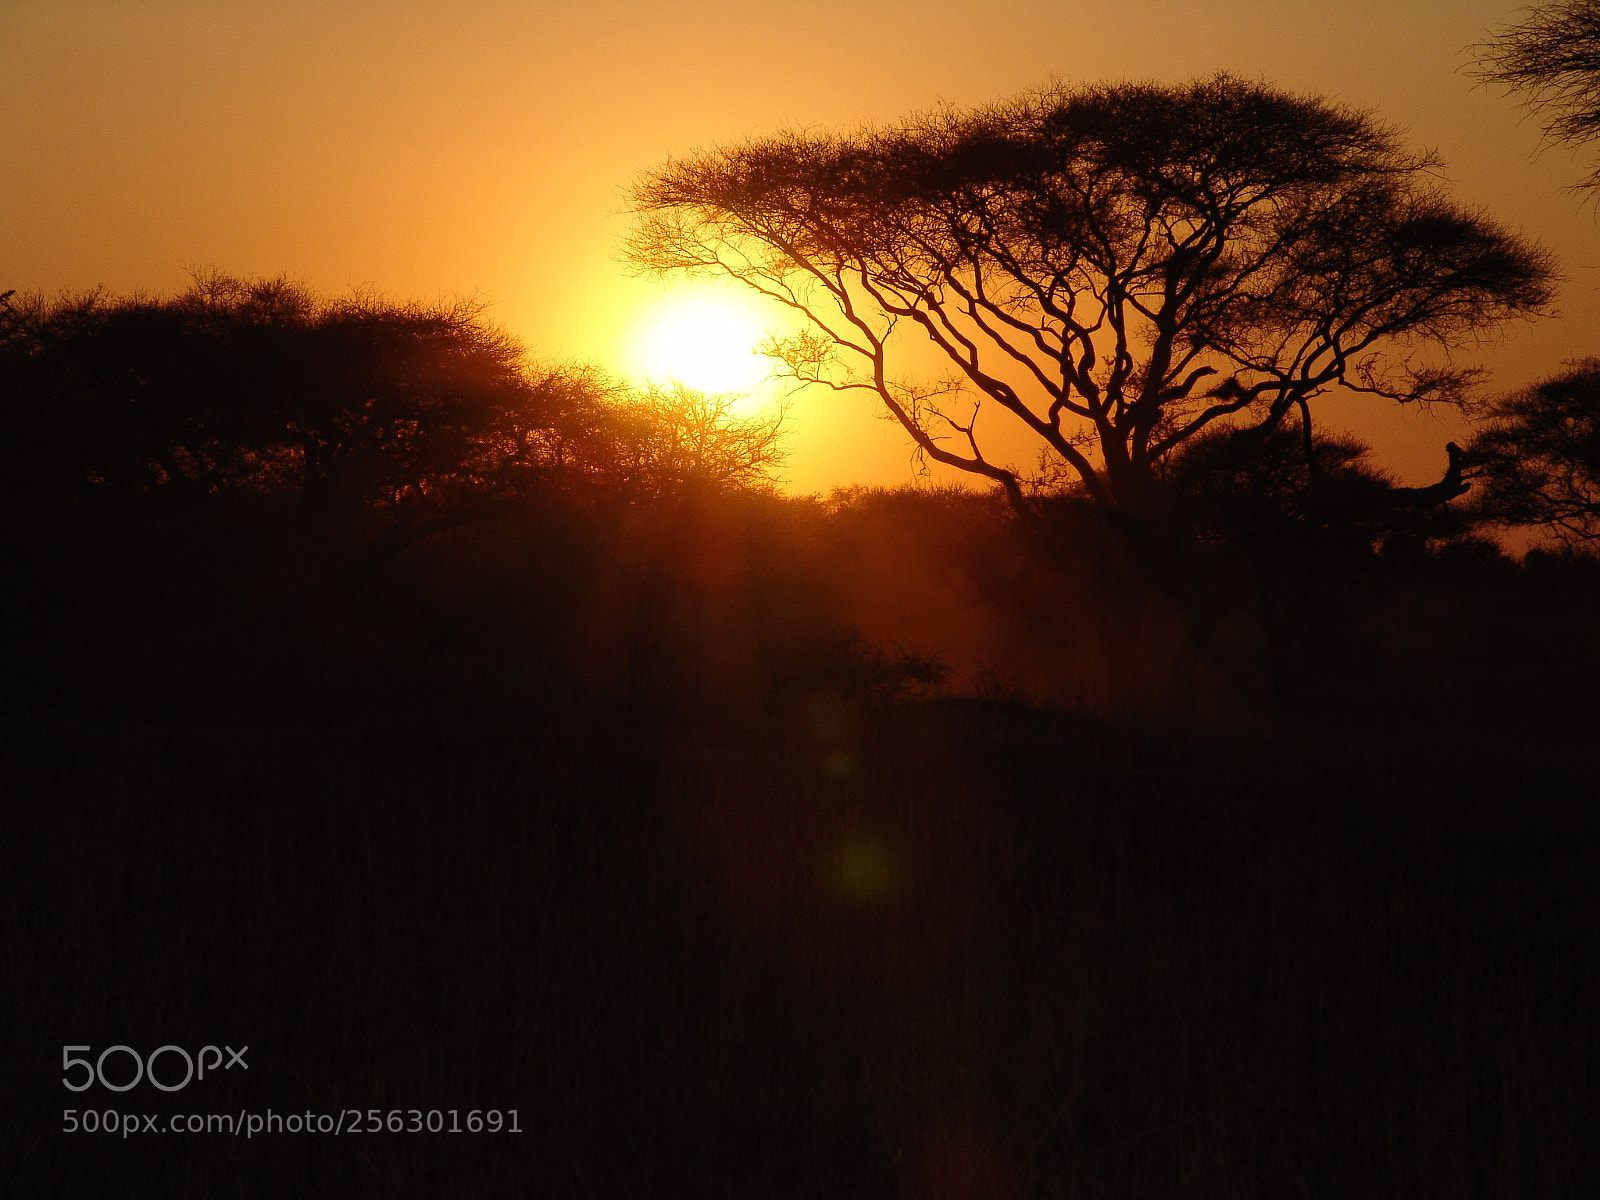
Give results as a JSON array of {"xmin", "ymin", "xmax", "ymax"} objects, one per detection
[{"xmin": 4, "ymin": 0, "xmax": 1597, "ymax": 493}]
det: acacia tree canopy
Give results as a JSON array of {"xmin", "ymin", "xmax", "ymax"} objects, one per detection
[
  {"xmin": 628, "ymin": 75, "xmax": 1555, "ymax": 516},
  {"xmin": 0, "ymin": 275, "xmax": 786, "ymax": 520},
  {"xmin": 0, "ymin": 275, "xmax": 551, "ymax": 513},
  {"xmin": 1466, "ymin": 358, "xmax": 1600, "ymax": 544}
]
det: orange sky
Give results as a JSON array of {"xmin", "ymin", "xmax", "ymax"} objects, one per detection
[{"xmin": 4, "ymin": 0, "xmax": 1598, "ymax": 493}]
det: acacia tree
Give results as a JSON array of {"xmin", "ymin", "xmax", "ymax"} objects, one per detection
[
  {"xmin": 1469, "ymin": 3, "xmax": 1600, "ymax": 551},
  {"xmin": 0, "ymin": 274, "xmax": 787, "ymax": 520},
  {"xmin": 1475, "ymin": 1, "xmax": 1600, "ymax": 191},
  {"xmin": 628, "ymin": 76, "xmax": 1554, "ymax": 519},
  {"xmin": 0, "ymin": 275, "xmax": 547, "ymax": 513},
  {"xmin": 1466, "ymin": 359, "xmax": 1600, "ymax": 544}
]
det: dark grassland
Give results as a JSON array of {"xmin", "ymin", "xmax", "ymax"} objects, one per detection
[{"xmin": 4, "ymin": 487, "xmax": 1598, "ymax": 1199}]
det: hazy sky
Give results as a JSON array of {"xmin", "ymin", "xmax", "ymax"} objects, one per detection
[{"xmin": 5, "ymin": 0, "xmax": 1597, "ymax": 491}]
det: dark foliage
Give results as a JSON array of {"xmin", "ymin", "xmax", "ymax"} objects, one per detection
[
  {"xmin": 1466, "ymin": 357, "xmax": 1600, "ymax": 545},
  {"xmin": 0, "ymin": 275, "xmax": 785, "ymax": 527},
  {"xmin": 1158, "ymin": 423, "xmax": 1480, "ymax": 569},
  {"xmin": 2, "ymin": 275, "xmax": 539, "ymax": 517}
]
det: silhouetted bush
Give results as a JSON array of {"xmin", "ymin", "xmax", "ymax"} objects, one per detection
[
  {"xmin": 0, "ymin": 274, "xmax": 786, "ymax": 531},
  {"xmin": 1161, "ymin": 423, "xmax": 1474, "ymax": 555}
]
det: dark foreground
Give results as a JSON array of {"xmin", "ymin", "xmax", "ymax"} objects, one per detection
[
  {"xmin": 5, "ymin": 702, "xmax": 1598, "ymax": 1198},
  {"xmin": 3, "ymin": 491, "xmax": 1599, "ymax": 1198}
]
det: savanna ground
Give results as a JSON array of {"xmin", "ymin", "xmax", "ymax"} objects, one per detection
[{"xmin": 4, "ymin": 475, "xmax": 1598, "ymax": 1198}]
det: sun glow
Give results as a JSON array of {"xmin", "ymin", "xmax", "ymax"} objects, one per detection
[{"xmin": 630, "ymin": 287, "xmax": 773, "ymax": 396}]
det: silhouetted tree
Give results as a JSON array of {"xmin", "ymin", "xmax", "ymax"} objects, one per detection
[
  {"xmin": 1475, "ymin": 1, "xmax": 1600, "ymax": 192},
  {"xmin": 628, "ymin": 76, "xmax": 1554, "ymax": 520},
  {"xmin": 1467, "ymin": 10, "xmax": 1600, "ymax": 546},
  {"xmin": 0, "ymin": 275, "xmax": 786, "ymax": 529},
  {"xmin": 0, "ymin": 276, "xmax": 540, "ymax": 513},
  {"xmin": 599, "ymin": 382, "xmax": 786, "ymax": 498},
  {"xmin": 1466, "ymin": 358, "xmax": 1600, "ymax": 545}
]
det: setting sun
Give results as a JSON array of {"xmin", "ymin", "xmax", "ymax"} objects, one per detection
[{"xmin": 631, "ymin": 288, "xmax": 772, "ymax": 395}]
